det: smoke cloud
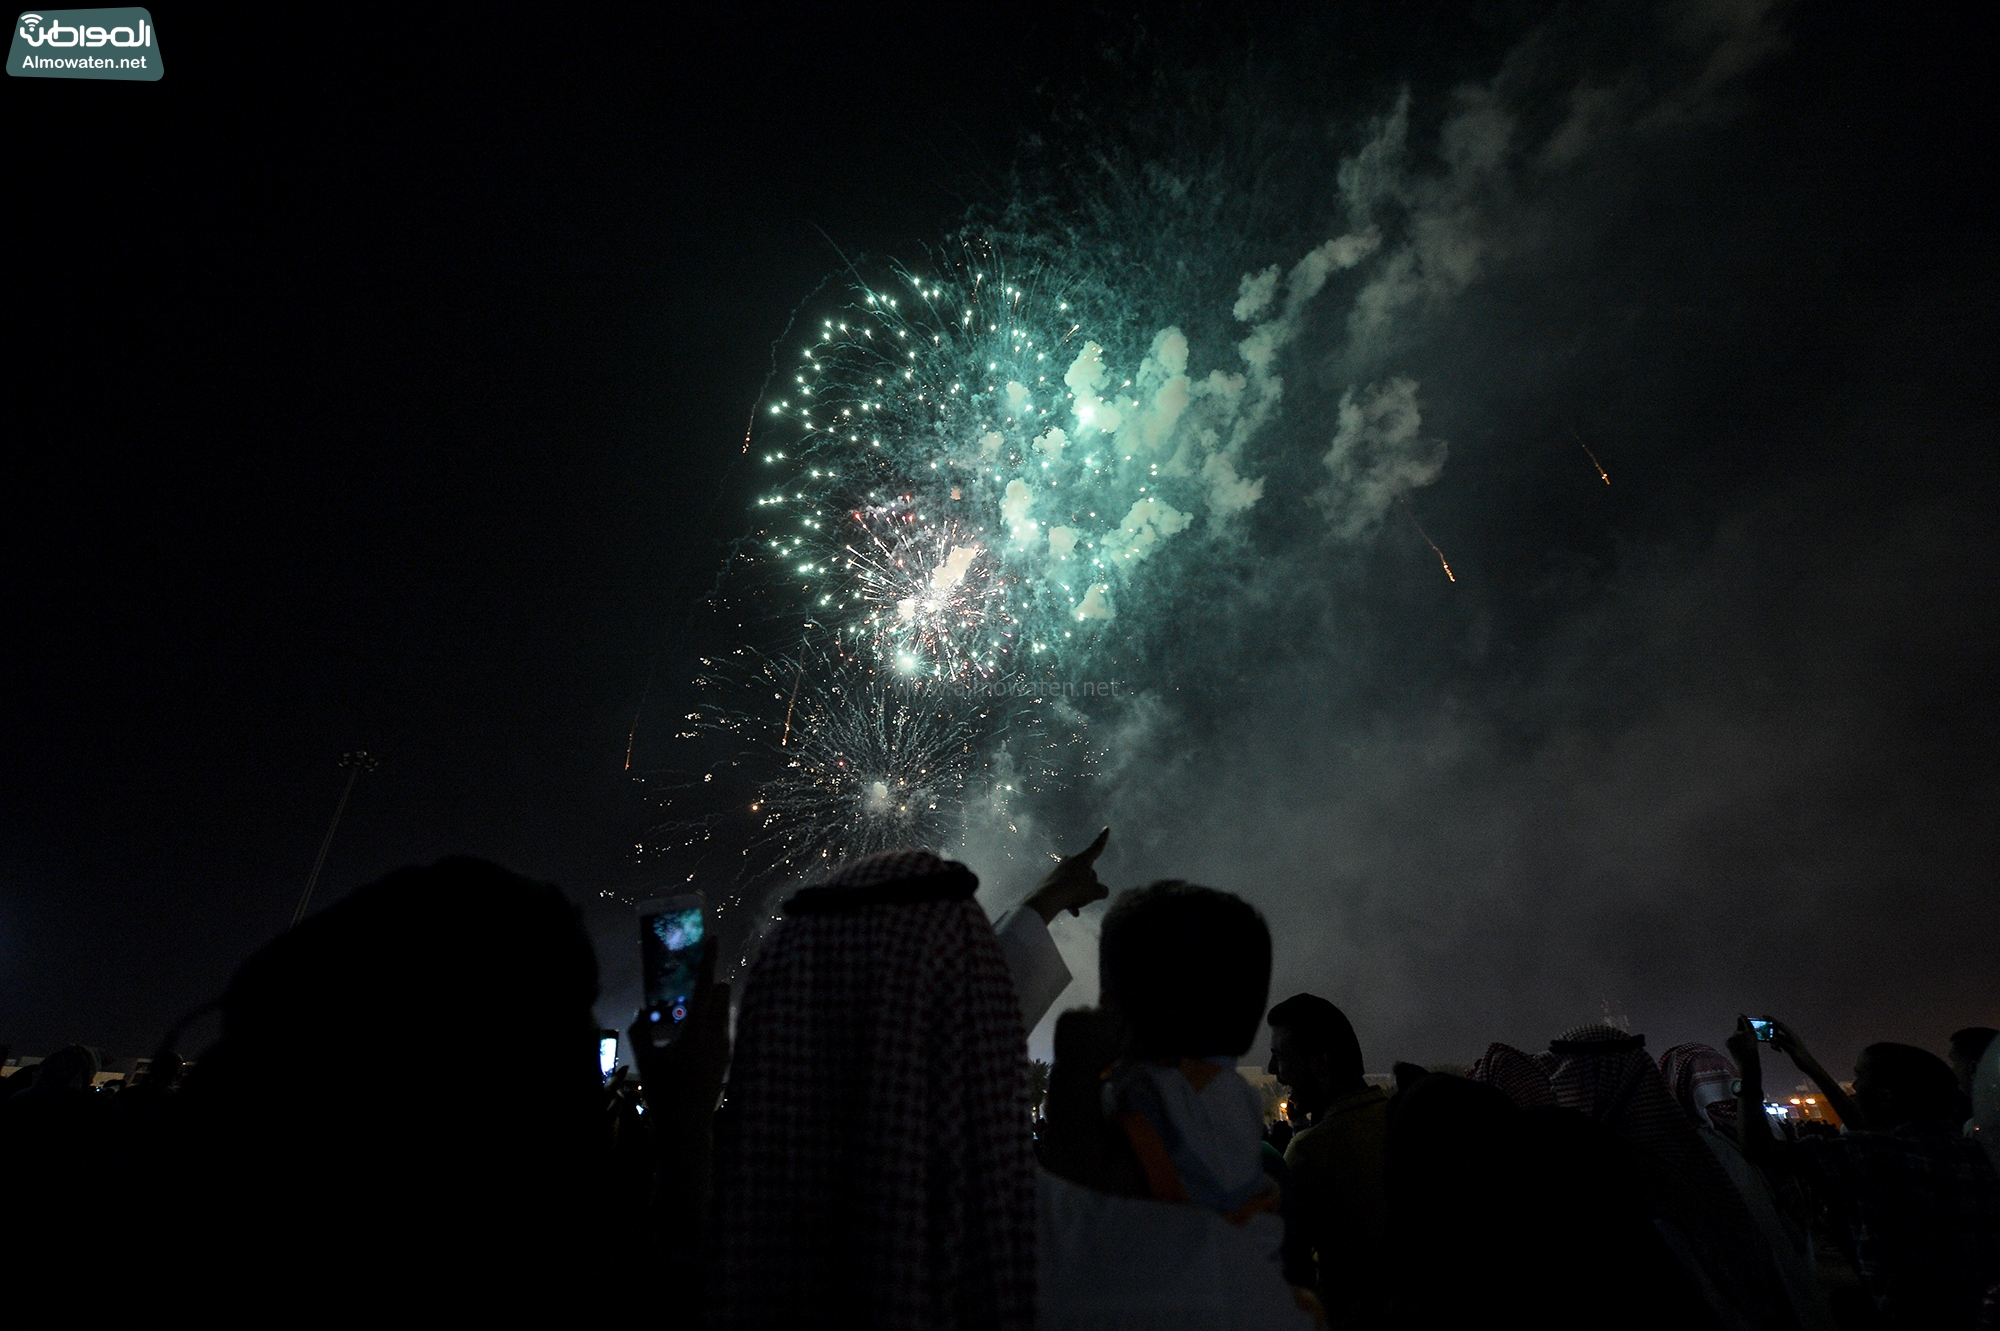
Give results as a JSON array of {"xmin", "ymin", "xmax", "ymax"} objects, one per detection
[
  {"xmin": 1318, "ymin": 378, "xmax": 1444, "ymax": 540},
  {"xmin": 955, "ymin": 0, "xmax": 1999, "ymax": 1076}
]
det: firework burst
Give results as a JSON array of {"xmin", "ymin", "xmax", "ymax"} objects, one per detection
[
  {"xmin": 745, "ymin": 238, "xmax": 1220, "ymax": 683},
  {"xmin": 640, "ymin": 634, "xmax": 1103, "ymax": 898},
  {"xmin": 760, "ymin": 654, "xmax": 977, "ymax": 857},
  {"xmin": 652, "ymin": 210, "xmax": 1408, "ymax": 896},
  {"xmin": 842, "ymin": 501, "xmax": 1013, "ymax": 682}
]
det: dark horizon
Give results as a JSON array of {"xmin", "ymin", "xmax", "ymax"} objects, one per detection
[{"xmin": 6, "ymin": 2, "xmax": 1995, "ymax": 1076}]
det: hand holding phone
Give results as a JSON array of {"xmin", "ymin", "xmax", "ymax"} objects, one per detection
[
  {"xmin": 637, "ymin": 892, "xmax": 708, "ymax": 1049},
  {"xmin": 1749, "ymin": 1017, "xmax": 1775, "ymax": 1042},
  {"xmin": 599, "ymin": 1030, "xmax": 621, "ymax": 1080}
]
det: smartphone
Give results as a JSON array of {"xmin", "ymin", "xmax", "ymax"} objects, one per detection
[
  {"xmin": 1749, "ymin": 1018, "xmax": 1775, "ymax": 1042},
  {"xmin": 598, "ymin": 1029, "xmax": 620, "ymax": 1080},
  {"xmin": 637, "ymin": 892, "xmax": 707, "ymax": 1048}
]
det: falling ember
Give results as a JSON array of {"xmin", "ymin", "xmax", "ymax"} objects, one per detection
[
  {"xmin": 1398, "ymin": 499, "xmax": 1455, "ymax": 583},
  {"xmin": 1571, "ymin": 428, "xmax": 1611, "ymax": 485},
  {"xmin": 625, "ymin": 664, "xmax": 656, "ymax": 771},
  {"xmin": 780, "ymin": 658, "xmax": 805, "ymax": 746}
]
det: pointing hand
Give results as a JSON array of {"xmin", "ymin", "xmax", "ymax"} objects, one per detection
[{"xmin": 1024, "ymin": 826, "xmax": 1111, "ymax": 925}]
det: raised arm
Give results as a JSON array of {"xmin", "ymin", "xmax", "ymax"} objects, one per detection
[
  {"xmin": 628, "ymin": 945, "xmax": 733, "ymax": 1234},
  {"xmin": 1727, "ymin": 1015, "xmax": 1781, "ymax": 1169},
  {"xmin": 1768, "ymin": 1019, "xmax": 1865, "ymax": 1130},
  {"xmin": 994, "ymin": 828, "xmax": 1111, "ymax": 1032},
  {"xmin": 1023, "ymin": 826, "xmax": 1112, "ymax": 923}
]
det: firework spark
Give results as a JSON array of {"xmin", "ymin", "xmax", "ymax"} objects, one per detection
[
  {"xmin": 1397, "ymin": 499, "xmax": 1456, "ymax": 583},
  {"xmin": 1572, "ymin": 428, "xmax": 1611, "ymax": 485}
]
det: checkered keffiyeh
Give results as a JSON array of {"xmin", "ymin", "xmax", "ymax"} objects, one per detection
[
  {"xmin": 1468, "ymin": 1042, "xmax": 1559, "ymax": 1110},
  {"xmin": 713, "ymin": 850, "xmax": 1036, "ymax": 1330},
  {"xmin": 1474, "ymin": 1025, "xmax": 1798, "ymax": 1330},
  {"xmin": 1543, "ymin": 1025, "xmax": 1700, "ymax": 1162},
  {"xmin": 1470, "ymin": 1026, "xmax": 1701, "ymax": 1159},
  {"xmin": 1659, "ymin": 1042, "xmax": 1740, "ymax": 1136}
]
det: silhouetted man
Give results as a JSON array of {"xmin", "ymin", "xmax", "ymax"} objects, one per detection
[
  {"xmin": 1265, "ymin": 994, "xmax": 1387, "ymax": 1320},
  {"xmin": 1733, "ymin": 1018, "xmax": 2000, "ymax": 1329},
  {"xmin": 1949, "ymin": 1027, "xmax": 1997, "ymax": 1102}
]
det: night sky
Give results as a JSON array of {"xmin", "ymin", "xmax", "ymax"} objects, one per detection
[{"xmin": 7, "ymin": 3, "xmax": 1995, "ymax": 1074}]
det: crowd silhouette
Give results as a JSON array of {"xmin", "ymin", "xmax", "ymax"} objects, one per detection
[{"xmin": 4, "ymin": 839, "xmax": 1996, "ymax": 1328}]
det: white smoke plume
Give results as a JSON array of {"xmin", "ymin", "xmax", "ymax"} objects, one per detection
[
  {"xmin": 1318, "ymin": 378, "xmax": 1446, "ymax": 540},
  {"xmin": 972, "ymin": 0, "xmax": 1830, "ymax": 1061}
]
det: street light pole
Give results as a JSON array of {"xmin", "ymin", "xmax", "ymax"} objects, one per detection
[{"xmin": 291, "ymin": 750, "xmax": 378, "ymax": 927}]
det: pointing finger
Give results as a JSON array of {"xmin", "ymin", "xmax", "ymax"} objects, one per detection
[{"xmin": 1073, "ymin": 826, "xmax": 1111, "ymax": 865}]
